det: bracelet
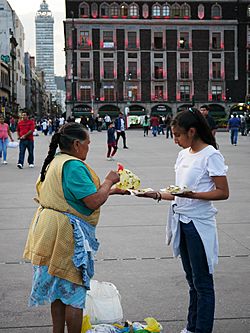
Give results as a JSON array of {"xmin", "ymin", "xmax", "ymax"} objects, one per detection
[{"xmin": 154, "ymin": 192, "xmax": 162, "ymax": 202}]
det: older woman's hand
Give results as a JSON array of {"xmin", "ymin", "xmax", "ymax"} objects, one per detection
[{"xmin": 105, "ymin": 170, "xmax": 120, "ymax": 185}]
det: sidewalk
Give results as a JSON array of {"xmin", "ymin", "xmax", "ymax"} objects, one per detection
[{"xmin": 0, "ymin": 130, "xmax": 249, "ymax": 332}]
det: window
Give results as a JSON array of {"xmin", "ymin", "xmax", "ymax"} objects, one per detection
[
  {"xmin": 80, "ymin": 86, "xmax": 91, "ymax": 101},
  {"xmin": 104, "ymin": 53, "xmax": 114, "ymax": 58},
  {"xmin": 128, "ymin": 32, "xmax": 137, "ymax": 48},
  {"xmin": 162, "ymin": 4, "xmax": 170, "ymax": 17},
  {"xmin": 79, "ymin": 31, "xmax": 90, "ymax": 47},
  {"xmin": 180, "ymin": 84, "xmax": 190, "ymax": 101},
  {"xmin": 154, "ymin": 62, "xmax": 163, "ymax": 79},
  {"xmin": 154, "ymin": 32, "xmax": 163, "ymax": 49},
  {"xmin": 121, "ymin": 3, "xmax": 128, "ymax": 16},
  {"xmin": 212, "ymin": 85, "xmax": 222, "ymax": 101},
  {"xmin": 103, "ymin": 61, "xmax": 114, "ymax": 79},
  {"xmin": 179, "ymin": 32, "xmax": 189, "ymax": 49},
  {"xmin": 181, "ymin": 4, "xmax": 190, "ymax": 18},
  {"xmin": 152, "ymin": 4, "xmax": 161, "ymax": 17},
  {"xmin": 103, "ymin": 31, "xmax": 114, "ymax": 48},
  {"xmin": 100, "ymin": 3, "xmax": 109, "ymax": 17},
  {"xmin": 128, "ymin": 53, "xmax": 137, "ymax": 58},
  {"xmin": 80, "ymin": 61, "xmax": 90, "ymax": 79},
  {"xmin": 198, "ymin": 4, "xmax": 204, "ymax": 19},
  {"xmin": 104, "ymin": 86, "xmax": 115, "ymax": 101},
  {"xmin": 212, "ymin": 62, "xmax": 221, "ymax": 79},
  {"xmin": 211, "ymin": 4, "xmax": 222, "ymax": 18},
  {"xmin": 126, "ymin": 84, "xmax": 138, "ymax": 101},
  {"xmin": 180, "ymin": 62, "xmax": 189, "ymax": 79},
  {"xmin": 212, "ymin": 32, "xmax": 221, "ymax": 49},
  {"xmin": 110, "ymin": 3, "xmax": 119, "ymax": 16},
  {"xmin": 129, "ymin": 4, "xmax": 138, "ymax": 17},
  {"xmin": 172, "ymin": 3, "xmax": 181, "ymax": 17},
  {"xmin": 128, "ymin": 62, "xmax": 137, "ymax": 79},
  {"xmin": 79, "ymin": 2, "xmax": 89, "ymax": 17},
  {"xmin": 155, "ymin": 85, "xmax": 164, "ymax": 100},
  {"xmin": 91, "ymin": 3, "xmax": 98, "ymax": 18}
]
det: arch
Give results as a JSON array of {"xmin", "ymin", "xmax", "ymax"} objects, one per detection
[
  {"xmin": 129, "ymin": 3, "xmax": 139, "ymax": 17},
  {"xmin": 100, "ymin": 2, "xmax": 109, "ymax": 17},
  {"xmin": 152, "ymin": 3, "xmax": 161, "ymax": 17},
  {"xmin": 120, "ymin": 3, "xmax": 128, "ymax": 17},
  {"xmin": 181, "ymin": 3, "xmax": 191, "ymax": 18},
  {"xmin": 211, "ymin": 3, "xmax": 222, "ymax": 18},
  {"xmin": 171, "ymin": 3, "xmax": 181, "ymax": 17},
  {"xmin": 151, "ymin": 104, "xmax": 172, "ymax": 115},
  {"xmin": 177, "ymin": 104, "xmax": 192, "ymax": 112},
  {"xmin": 208, "ymin": 104, "xmax": 226, "ymax": 117},
  {"xmin": 162, "ymin": 3, "xmax": 170, "ymax": 17},
  {"xmin": 79, "ymin": 2, "xmax": 89, "ymax": 17},
  {"xmin": 110, "ymin": 2, "xmax": 119, "ymax": 17},
  {"xmin": 98, "ymin": 104, "xmax": 120, "ymax": 117}
]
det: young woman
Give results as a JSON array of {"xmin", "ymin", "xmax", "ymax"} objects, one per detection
[
  {"xmin": 23, "ymin": 123, "xmax": 127, "ymax": 333},
  {"xmin": 137, "ymin": 108, "xmax": 229, "ymax": 333},
  {"xmin": 0, "ymin": 114, "xmax": 14, "ymax": 164}
]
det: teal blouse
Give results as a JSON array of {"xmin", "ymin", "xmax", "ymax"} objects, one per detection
[{"xmin": 62, "ymin": 160, "xmax": 97, "ymax": 216}]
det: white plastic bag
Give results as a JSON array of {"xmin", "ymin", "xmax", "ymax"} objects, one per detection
[
  {"xmin": 85, "ymin": 280, "xmax": 123, "ymax": 325},
  {"xmin": 7, "ymin": 141, "xmax": 19, "ymax": 148}
]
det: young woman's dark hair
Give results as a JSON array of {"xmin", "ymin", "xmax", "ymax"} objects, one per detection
[
  {"xmin": 171, "ymin": 108, "xmax": 218, "ymax": 149},
  {"xmin": 40, "ymin": 122, "xmax": 88, "ymax": 181}
]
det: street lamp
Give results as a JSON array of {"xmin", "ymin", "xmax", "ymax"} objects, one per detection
[{"xmin": 71, "ymin": 11, "xmax": 75, "ymax": 116}]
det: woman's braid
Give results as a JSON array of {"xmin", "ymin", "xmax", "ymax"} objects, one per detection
[{"xmin": 40, "ymin": 132, "xmax": 61, "ymax": 181}]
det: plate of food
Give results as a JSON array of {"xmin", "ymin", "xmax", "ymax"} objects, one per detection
[
  {"xmin": 160, "ymin": 185, "xmax": 191, "ymax": 195},
  {"xmin": 129, "ymin": 188, "xmax": 154, "ymax": 196}
]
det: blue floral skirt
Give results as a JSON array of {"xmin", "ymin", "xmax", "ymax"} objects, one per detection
[{"xmin": 29, "ymin": 265, "xmax": 87, "ymax": 309}]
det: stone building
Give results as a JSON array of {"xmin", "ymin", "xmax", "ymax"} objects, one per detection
[{"xmin": 64, "ymin": 0, "xmax": 250, "ymax": 119}]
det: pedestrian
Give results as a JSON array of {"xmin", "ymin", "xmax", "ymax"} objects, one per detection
[
  {"xmin": 10, "ymin": 116, "xmax": 16, "ymax": 133},
  {"xmin": 136, "ymin": 108, "xmax": 229, "ymax": 333},
  {"xmin": 142, "ymin": 115, "xmax": 150, "ymax": 136},
  {"xmin": 150, "ymin": 115, "xmax": 159, "ymax": 137},
  {"xmin": 115, "ymin": 112, "xmax": 128, "ymax": 148},
  {"xmin": 48, "ymin": 118, "xmax": 53, "ymax": 135},
  {"xmin": 158, "ymin": 116, "xmax": 165, "ymax": 135},
  {"xmin": 41, "ymin": 119, "xmax": 48, "ymax": 135},
  {"xmin": 0, "ymin": 114, "xmax": 14, "ymax": 164},
  {"xmin": 80, "ymin": 115, "xmax": 88, "ymax": 129},
  {"xmin": 17, "ymin": 112, "xmax": 35, "ymax": 169},
  {"xmin": 107, "ymin": 121, "xmax": 117, "ymax": 160},
  {"xmin": 87, "ymin": 115, "xmax": 95, "ymax": 132},
  {"xmin": 228, "ymin": 112, "xmax": 241, "ymax": 146},
  {"xmin": 165, "ymin": 114, "xmax": 173, "ymax": 139},
  {"xmin": 104, "ymin": 114, "xmax": 111, "ymax": 130},
  {"xmin": 23, "ymin": 122, "xmax": 128, "ymax": 333},
  {"xmin": 200, "ymin": 104, "xmax": 217, "ymax": 136},
  {"xmin": 59, "ymin": 116, "xmax": 65, "ymax": 128}
]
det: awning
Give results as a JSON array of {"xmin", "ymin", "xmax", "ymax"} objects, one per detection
[{"xmin": 151, "ymin": 104, "xmax": 172, "ymax": 115}]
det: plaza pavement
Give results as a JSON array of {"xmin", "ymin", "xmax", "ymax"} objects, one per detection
[{"xmin": 0, "ymin": 128, "xmax": 249, "ymax": 333}]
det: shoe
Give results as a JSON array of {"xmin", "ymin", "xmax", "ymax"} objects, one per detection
[
  {"xmin": 17, "ymin": 163, "xmax": 23, "ymax": 169},
  {"xmin": 3, "ymin": 161, "xmax": 7, "ymax": 165},
  {"xmin": 29, "ymin": 164, "xmax": 35, "ymax": 168},
  {"xmin": 123, "ymin": 146, "xmax": 129, "ymax": 149},
  {"xmin": 180, "ymin": 328, "xmax": 194, "ymax": 333},
  {"xmin": 106, "ymin": 157, "xmax": 112, "ymax": 161},
  {"xmin": 234, "ymin": 144, "xmax": 237, "ymax": 146}
]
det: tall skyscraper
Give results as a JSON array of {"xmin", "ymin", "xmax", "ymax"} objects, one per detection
[{"xmin": 35, "ymin": 0, "xmax": 57, "ymax": 98}]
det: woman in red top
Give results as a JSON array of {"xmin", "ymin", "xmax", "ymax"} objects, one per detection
[{"xmin": 0, "ymin": 114, "xmax": 14, "ymax": 164}]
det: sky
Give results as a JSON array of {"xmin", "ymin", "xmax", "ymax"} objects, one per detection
[{"xmin": 7, "ymin": 0, "xmax": 66, "ymax": 76}]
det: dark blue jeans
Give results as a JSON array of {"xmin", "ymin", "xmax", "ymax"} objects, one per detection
[
  {"xmin": 179, "ymin": 221, "xmax": 215, "ymax": 333},
  {"xmin": 18, "ymin": 139, "xmax": 34, "ymax": 166},
  {"xmin": 230, "ymin": 128, "xmax": 239, "ymax": 145}
]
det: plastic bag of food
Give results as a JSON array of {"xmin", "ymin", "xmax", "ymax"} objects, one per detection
[{"xmin": 115, "ymin": 163, "xmax": 140, "ymax": 190}]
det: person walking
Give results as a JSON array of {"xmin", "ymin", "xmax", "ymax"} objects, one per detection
[
  {"xmin": 165, "ymin": 114, "xmax": 173, "ymax": 139},
  {"xmin": 136, "ymin": 108, "xmax": 229, "ymax": 333},
  {"xmin": 228, "ymin": 112, "xmax": 241, "ymax": 146},
  {"xmin": 16, "ymin": 112, "xmax": 35, "ymax": 169},
  {"xmin": 200, "ymin": 104, "xmax": 217, "ymax": 137},
  {"xmin": 150, "ymin": 115, "xmax": 159, "ymax": 137},
  {"xmin": 115, "ymin": 112, "xmax": 128, "ymax": 148},
  {"xmin": 23, "ymin": 122, "xmax": 128, "ymax": 333},
  {"xmin": 142, "ymin": 115, "xmax": 150, "ymax": 136},
  {"xmin": 104, "ymin": 114, "xmax": 111, "ymax": 130},
  {"xmin": 106, "ymin": 122, "xmax": 117, "ymax": 160},
  {"xmin": 0, "ymin": 114, "xmax": 14, "ymax": 164}
]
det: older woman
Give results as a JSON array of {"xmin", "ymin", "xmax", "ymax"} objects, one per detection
[{"xmin": 23, "ymin": 122, "xmax": 124, "ymax": 333}]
